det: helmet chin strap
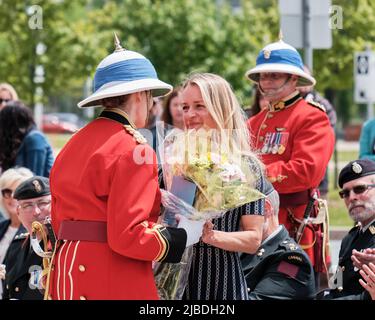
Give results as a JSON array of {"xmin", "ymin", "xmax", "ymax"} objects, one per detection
[
  {"xmin": 145, "ymin": 91, "xmax": 153, "ymax": 127},
  {"xmin": 258, "ymin": 75, "xmax": 292, "ymax": 99}
]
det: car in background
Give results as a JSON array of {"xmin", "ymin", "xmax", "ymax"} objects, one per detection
[{"xmin": 42, "ymin": 112, "xmax": 83, "ymax": 134}]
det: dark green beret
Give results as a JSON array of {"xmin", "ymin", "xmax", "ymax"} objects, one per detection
[
  {"xmin": 338, "ymin": 159, "xmax": 375, "ymax": 188},
  {"xmin": 13, "ymin": 176, "xmax": 50, "ymax": 200}
]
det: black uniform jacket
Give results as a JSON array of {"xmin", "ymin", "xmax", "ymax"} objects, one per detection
[
  {"xmin": 2, "ymin": 235, "xmax": 44, "ymax": 300},
  {"xmin": 241, "ymin": 225, "xmax": 316, "ymax": 300},
  {"xmin": 323, "ymin": 220, "xmax": 375, "ymax": 300}
]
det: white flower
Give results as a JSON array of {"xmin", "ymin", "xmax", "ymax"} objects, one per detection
[{"xmin": 218, "ymin": 163, "xmax": 246, "ymax": 182}]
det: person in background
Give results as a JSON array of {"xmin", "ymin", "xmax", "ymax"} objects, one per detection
[
  {"xmin": 359, "ymin": 119, "xmax": 375, "ymax": 161},
  {"xmin": 0, "ymin": 83, "xmax": 18, "ymax": 110},
  {"xmin": 146, "ymin": 88, "xmax": 183, "ymax": 160},
  {"xmin": 2, "ymin": 176, "xmax": 51, "ymax": 300},
  {"xmin": 0, "ymin": 86, "xmax": 20, "ymax": 217},
  {"xmin": 246, "ymin": 37, "xmax": 335, "ymax": 287},
  {"xmin": 0, "ymin": 101, "xmax": 54, "ymax": 177},
  {"xmin": 241, "ymin": 181, "xmax": 316, "ymax": 300},
  {"xmin": 320, "ymin": 159, "xmax": 375, "ymax": 300},
  {"xmin": 161, "ymin": 87, "xmax": 184, "ymax": 130},
  {"xmin": 0, "ymin": 167, "xmax": 33, "ymax": 299}
]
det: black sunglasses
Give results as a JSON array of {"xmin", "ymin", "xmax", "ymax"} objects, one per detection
[
  {"xmin": 1, "ymin": 188, "xmax": 13, "ymax": 199},
  {"xmin": 0, "ymin": 98, "xmax": 10, "ymax": 104},
  {"xmin": 339, "ymin": 184, "xmax": 375, "ymax": 199}
]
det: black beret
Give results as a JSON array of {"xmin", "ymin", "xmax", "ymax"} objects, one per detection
[
  {"xmin": 13, "ymin": 176, "xmax": 50, "ymax": 200},
  {"xmin": 338, "ymin": 159, "xmax": 375, "ymax": 188}
]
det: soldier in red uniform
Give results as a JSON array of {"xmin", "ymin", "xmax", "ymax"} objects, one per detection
[
  {"xmin": 246, "ymin": 37, "xmax": 335, "ymax": 284},
  {"xmin": 46, "ymin": 35, "xmax": 202, "ymax": 300}
]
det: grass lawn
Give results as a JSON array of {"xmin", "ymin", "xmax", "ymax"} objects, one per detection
[
  {"xmin": 327, "ymin": 158, "xmax": 354, "ymax": 228},
  {"xmin": 332, "ymin": 150, "xmax": 359, "ymax": 163},
  {"xmin": 46, "ymin": 133, "xmax": 72, "ymax": 152},
  {"xmin": 327, "ymin": 183, "xmax": 352, "ymax": 227}
]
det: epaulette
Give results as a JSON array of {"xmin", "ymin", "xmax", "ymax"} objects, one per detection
[
  {"xmin": 307, "ymin": 100, "xmax": 326, "ymax": 112},
  {"xmin": 348, "ymin": 224, "xmax": 360, "ymax": 234},
  {"xmin": 124, "ymin": 125, "xmax": 147, "ymax": 144},
  {"xmin": 14, "ymin": 232, "xmax": 29, "ymax": 240}
]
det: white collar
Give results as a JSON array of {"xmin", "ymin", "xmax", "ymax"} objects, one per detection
[
  {"xmin": 360, "ymin": 217, "xmax": 375, "ymax": 233},
  {"xmin": 262, "ymin": 225, "xmax": 283, "ymax": 246}
]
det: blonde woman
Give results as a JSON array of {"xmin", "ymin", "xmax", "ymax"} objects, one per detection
[
  {"xmin": 0, "ymin": 83, "xmax": 18, "ymax": 110},
  {"xmin": 179, "ymin": 73, "xmax": 266, "ymax": 300},
  {"xmin": 0, "ymin": 167, "xmax": 33, "ymax": 298}
]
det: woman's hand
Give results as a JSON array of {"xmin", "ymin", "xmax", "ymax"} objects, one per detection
[
  {"xmin": 201, "ymin": 220, "xmax": 216, "ymax": 245},
  {"xmin": 201, "ymin": 215, "xmax": 263, "ymax": 253}
]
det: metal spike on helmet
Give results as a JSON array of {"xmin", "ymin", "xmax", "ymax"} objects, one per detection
[{"xmin": 114, "ymin": 32, "xmax": 125, "ymax": 52}]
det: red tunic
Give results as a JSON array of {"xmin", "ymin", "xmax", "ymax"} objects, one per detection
[
  {"xmin": 48, "ymin": 110, "xmax": 186, "ymax": 300},
  {"xmin": 248, "ymin": 93, "xmax": 335, "ymax": 267}
]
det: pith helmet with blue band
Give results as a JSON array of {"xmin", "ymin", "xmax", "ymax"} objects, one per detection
[
  {"xmin": 245, "ymin": 37, "xmax": 316, "ymax": 88},
  {"xmin": 78, "ymin": 34, "xmax": 173, "ymax": 108}
]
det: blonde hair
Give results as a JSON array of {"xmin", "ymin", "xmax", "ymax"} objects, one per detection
[
  {"xmin": 0, "ymin": 83, "xmax": 19, "ymax": 101},
  {"xmin": 181, "ymin": 73, "xmax": 261, "ymax": 165},
  {"xmin": 0, "ymin": 167, "xmax": 33, "ymax": 218}
]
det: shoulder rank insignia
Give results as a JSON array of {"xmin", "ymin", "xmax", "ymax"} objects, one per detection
[
  {"xmin": 287, "ymin": 255, "xmax": 303, "ymax": 263},
  {"xmin": 369, "ymin": 225, "xmax": 375, "ymax": 235},
  {"xmin": 14, "ymin": 232, "xmax": 29, "ymax": 240},
  {"xmin": 307, "ymin": 100, "xmax": 326, "ymax": 112},
  {"xmin": 124, "ymin": 125, "xmax": 147, "ymax": 144}
]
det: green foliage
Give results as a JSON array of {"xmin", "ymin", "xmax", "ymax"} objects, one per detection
[
  {"xmin": 0, "ymin": 0, "xmax": 278, "ymax": 108},
  {"xmin": 315, "ymin": 0, "xmax": 375, "ymax": 92},
  {"xmin": 0, "ymin": 0, "xmax": 104, "ymax": 106},
  {"xmin": 85, "ymin": 0, "xmax": 278, "ymax": 104}
]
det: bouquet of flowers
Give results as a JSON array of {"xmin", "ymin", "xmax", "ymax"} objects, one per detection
[{"xmin": 153, "ymin": 128, "xmax": 265, "ymax": 299}]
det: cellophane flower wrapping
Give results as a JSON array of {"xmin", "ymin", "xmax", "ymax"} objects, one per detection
[{"xmin": 153, "ymin": 128, "xmax": 265, "ymax": 299}]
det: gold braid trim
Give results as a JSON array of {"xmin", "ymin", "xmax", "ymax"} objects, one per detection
[
  {"xmin": 124, "ymin": 125, "xmax": 147, "ymax": 144},
  {"xmin": 43, "ymin": 240, "xmax": 59, "ymax": 300},
  {"xmin": 30, "ymin": 221, "xmax": 55, "ymax": 300}
]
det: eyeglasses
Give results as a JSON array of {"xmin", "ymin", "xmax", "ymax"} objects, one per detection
[
  {"xmin": 19, "ymin": 200, "xmax": 51, "ymax": 213},
  {"xmin": 0, "ymin": 98, "xmax": 10, "ymax": 104},
  {"xmin": 1, "ymin": 188, "xmax": 13, "ymax": 199},
  {"xmin": 338, "ymin": 184, "xmax": 375, "ymax": 199}
]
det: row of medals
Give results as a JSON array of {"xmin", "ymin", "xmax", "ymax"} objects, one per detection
[{"xmin": 262, "ymin": 144, "xmax": 286, "ymax": 155}]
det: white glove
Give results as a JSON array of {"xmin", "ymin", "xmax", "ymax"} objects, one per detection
[
  {"xmin": 0, "ymin": 264, "xmax": 6, "ymax": 280},
  {"xmin": 177, "ymin": 215, "xmax": 205, "ymax": 247}
]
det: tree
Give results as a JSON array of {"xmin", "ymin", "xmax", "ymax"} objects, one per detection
[
  {"xmin": 85, "ymin": 0, "xmax": 278, "ymax": 104},
  {"xmin": 0, "ymin": 0, "xmax": 106, "ymax": 108}
]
